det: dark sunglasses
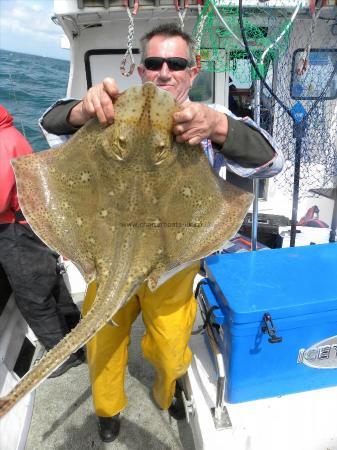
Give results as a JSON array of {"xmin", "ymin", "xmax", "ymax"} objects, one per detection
[{"xmin": 144, "ymin": 57, "xmax": 189, "ymax": 71}]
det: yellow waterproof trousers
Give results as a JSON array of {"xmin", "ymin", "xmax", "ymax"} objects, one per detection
[{"xmin": 82, "ymin": 263, "xmax": 199, "ymax": 417}]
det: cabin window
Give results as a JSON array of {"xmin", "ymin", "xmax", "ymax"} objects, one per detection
[
  {"xmin": 290, "ymin": 48, "xmax": 337, "ymax": 100},
  {"xmin": 189, "ymin": 71, "xmax": 215, "ymax": 104},
  {"xmin": 84, "ymin": 49, "xmax": 140, "ymax": 90},
  {"xmin": 85, "ymin": 49, "xmax": 215, "ymax": 104}
]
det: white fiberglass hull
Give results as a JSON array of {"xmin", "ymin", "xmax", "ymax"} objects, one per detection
[{"xmin": 185, "ymin": 310, "xmax": 337, "ymax": 450}]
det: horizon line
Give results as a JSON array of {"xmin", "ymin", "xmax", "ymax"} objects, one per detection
[{"xmin": 0, "ymin": 46, "xmax": 69, "ymax": 62}]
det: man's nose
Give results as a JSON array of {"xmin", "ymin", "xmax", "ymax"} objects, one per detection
[{"xmin": 158, "ymin": 62, "xmax": 171, "ymax": 78}]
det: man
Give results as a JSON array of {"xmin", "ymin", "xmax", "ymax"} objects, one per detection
[
  {"xmin": 41, "ymin": 23, "xmax": 283, "ymax": 442},
  {"xmin": 0, "ymin": 104, "xmax": 84, "ymax": 378}
]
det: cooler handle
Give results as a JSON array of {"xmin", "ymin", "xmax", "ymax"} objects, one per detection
[
  {"xmin": 262, "ymin": 313, "xmax": 283, "ymax": 344},
  {"xmin": 194, "ymin": 280, "xmax": 226, "ymax": 326}
]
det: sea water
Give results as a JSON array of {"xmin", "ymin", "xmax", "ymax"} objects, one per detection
[{"xmin": 0, "ymin": 48, "xmax": 70, "ymax": 151}]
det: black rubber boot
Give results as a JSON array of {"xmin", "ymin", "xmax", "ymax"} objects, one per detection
[
  {"xmin": 168, "ymin": 381, "xmax": 186, "ymax": 421},
  {"xmin": 98, "ymin": 414, "xmax": 121, "ymax": 443}
]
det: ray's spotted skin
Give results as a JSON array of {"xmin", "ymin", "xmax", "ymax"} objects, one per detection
[{"xmin": 0, "ymin": 83, "xmax": 252, "ymax": 418}]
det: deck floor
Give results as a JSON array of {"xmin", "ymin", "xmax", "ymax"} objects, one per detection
[{"xmin": 25, "ymin": 317, "xmax": 195, "ymax": 449}]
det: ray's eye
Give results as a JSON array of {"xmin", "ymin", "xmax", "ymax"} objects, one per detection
[
  {"xmin": 154, "ymin": 141, "xmax": 172, "ymax": 166},
  {"xmin": 158, "ymin": 142, "xmax": 166, "ymax": 154},
  {"xmin": 102, "ymin": 134, "xmax": 129, "ymax": 161},
  {"xmin": 118, "ymin": 136, "xmax": 126, "ymax": 149},
  {"xmin": 114, "ymin": 135, "xmax": 128, "ymax": 159},
  {"xmin": 154, "ymin": 142, "xmax": 168, "ymax": 165}
]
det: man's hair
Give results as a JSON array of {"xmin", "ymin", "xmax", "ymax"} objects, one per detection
[{"xmin": 139, "ymin": 23, "xmax": 196, "ymax": 67}]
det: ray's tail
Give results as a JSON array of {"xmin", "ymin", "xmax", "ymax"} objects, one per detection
[{"xmin": 0, "ymin": 272, "xmax": 147, "ymax": 418}]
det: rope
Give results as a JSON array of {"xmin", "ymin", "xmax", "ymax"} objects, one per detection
[
  {"xmin": 210, "ymin": 0, "xmax": 244, "ymax": 48},
  {"xmin": 194, "ymin": 2, "xmax": 211, "ymax": 68},
  {"xmin": 261, "ymin": 0, "xmax": 303, "ymax": 65},
  {"xmin": 238, "ymin": 0, "xmax": 292, "ymax": 118},
  {"xmin": 210, "ymin": 0, "xmax": 303, "ymax": 65},
  {"xmin": 177, "ymin": 8, "xmax": 187, "ymax": 30},
  {"xmin": 175, "ymin": 0, "xmax": 188, "ymax": 30},
  {"xmin": 120, "ymin": 6, "xmax": 135, "ymax": 77}
]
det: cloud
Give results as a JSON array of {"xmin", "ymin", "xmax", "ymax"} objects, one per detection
[{"xmin": 0, "ymin": 0, "xmax": 60, "ymax": 42}]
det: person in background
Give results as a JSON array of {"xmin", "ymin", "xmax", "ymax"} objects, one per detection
[
  {"xmin": 0, "ymin": 104, "xmax": 84, "ymax": 378},
  {"xmin": 40, "ymin": 23, "xmax": 284, "ymax": 442}
]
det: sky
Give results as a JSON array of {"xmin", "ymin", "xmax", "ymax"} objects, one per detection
[{"xmin": 0, "ymin": 0, "xmax": 69, "ymax": 60}]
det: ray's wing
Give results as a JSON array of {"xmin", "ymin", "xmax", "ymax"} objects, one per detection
[
  {"xmin": 158, "ymin": 140, "xmax": 253, "ymax": 269},
  {"xmin": 139, "ymin": 139, "xmax": 253, "ymax": 288},
  {"xmin": 12, "ymin": 119, "xmax": 107, "ymax": 280}
]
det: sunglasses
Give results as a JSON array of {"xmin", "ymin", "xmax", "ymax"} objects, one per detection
[{"xmin": 144, "ymin": 57, "xmax": 189, "ymax": 71}]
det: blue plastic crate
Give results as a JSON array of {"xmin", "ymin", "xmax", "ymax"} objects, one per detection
[{"xmin": 203, "ymin": 243, "xmax": 337, "ymax": 403}]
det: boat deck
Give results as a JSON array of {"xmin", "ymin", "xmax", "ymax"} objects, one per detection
[{"xmin": 25, "ymin": 316, "xmax": 194, "ymax": 449}]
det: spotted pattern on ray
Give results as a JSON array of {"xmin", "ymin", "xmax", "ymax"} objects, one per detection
[{"xmin": 0, "ymin": 82, "xmax": 253, "ymax": 417}]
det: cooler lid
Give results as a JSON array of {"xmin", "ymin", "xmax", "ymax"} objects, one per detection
[{"xmin": 205, "ymin": 243, "xmax": 337, "ymax": 324}]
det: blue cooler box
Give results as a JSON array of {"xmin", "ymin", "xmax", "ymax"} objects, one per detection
[{"xmin": 202, "ymin": 243, "xmax": 337, "ymax": 403}]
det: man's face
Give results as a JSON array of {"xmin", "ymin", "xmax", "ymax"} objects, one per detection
[{"xmin": 137, "ymin": 35, "xmax": 199, "ymax": 104}]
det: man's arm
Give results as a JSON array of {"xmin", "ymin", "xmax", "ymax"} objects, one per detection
[
  {"xmin": 173, "ymin": 102, "xmax": 283, "ymax": 177},
  {"xmin": 41, "ymin": 100, "xmax": 82, "ymax": 135},
  {"xmin": 40, "ymin": 77, "xmax": 120, "ymax": 147},
  {"xmin": 68, "ymin": 78, "xmax": 118, "ymax": 126},
  {"xmin": 214, "ymin": 115, "xmax": 275, "ymax": 168},
  {"xmin": 42, "ymin": 78, "xmax": 119, "ymax": 134}
]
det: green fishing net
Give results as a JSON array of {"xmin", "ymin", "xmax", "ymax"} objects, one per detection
[
  {"xmin": 192, "ymin": 0, "xmax": 294, "ymax": 83},
  {"xmin": 192, "ymin": 0, "xmax": 337, "ymax": 198}
]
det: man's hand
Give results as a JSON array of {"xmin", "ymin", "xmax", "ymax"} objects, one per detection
[
  {"xmin": 173, "ymin": 102, "xmax": 229, "ymax": 146},
  {"xmin": 69, "ymin": 77, "xmax": 119, "ymax": 127}
]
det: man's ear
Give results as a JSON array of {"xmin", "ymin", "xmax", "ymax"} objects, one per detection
[
  {"xmin": 137, "ymin": 64, "xmax": 145, "ymax": 80},
  {"xmin": 189, "ymin": 66, "xmax": 200, "ymax": 86}
]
